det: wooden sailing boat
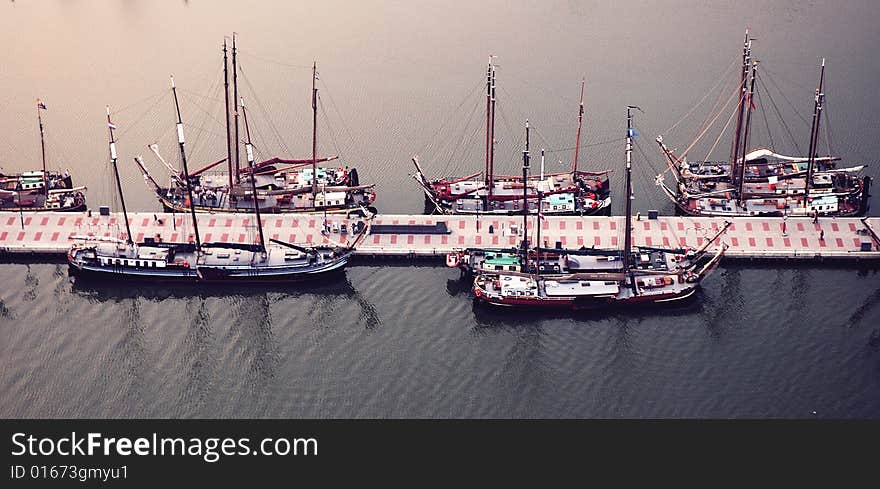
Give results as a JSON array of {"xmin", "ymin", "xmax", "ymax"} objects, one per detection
[
  {"xmin": 134, "ymin": 36, "xmax": 377, "ymax": 216},
  {"xmin": 0, "ymin": 99, "xmax": 87, "ymax": 212},
  {"xmin": 655, "ymin": 30, "xmax": 870, "ymax": 218},
  {"xmin": 471, "ymin": 107, "xmax": 727, "ymax": 310},
  {"xmin": 411, "ymin": 57, "xmax": 612, "ymax": 216},
  {"xmin": 69, "ymin": 86, "xmax": 370, "ymax": 283},
  {"xmin": 447, "ymin": 119, "xmax": 730, "ymax": 277}
]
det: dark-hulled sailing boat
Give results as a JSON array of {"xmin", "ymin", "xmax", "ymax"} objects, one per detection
[
  {"xmin": 68, "ymin": 90, "xmax": 369, "ymax": 283},
  {"xmin": 655, "ymin": 30, "xmax": 870, "ymax": 217},
  {"xmin": 134, "ymin": 36, "xmax": 376, "ymax": 216},
  {"xmin": 471, "ymin": 107, "xmax": 727, "ymax": 310},
  {"xmin": 447, "ymin": 121, "xmax": 730, "ymax": 277},
  {"xmin": 1, "ymin": 99, "xmax": 87, "ymax": 212},
  {"xmin": 412, "ymin": 57, "xmax": 612, "ymax": 216}
]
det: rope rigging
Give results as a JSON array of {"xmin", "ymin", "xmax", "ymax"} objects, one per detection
[{"xmin": 755, "ymin": 72, "xmax": 802, "ymax": 154}]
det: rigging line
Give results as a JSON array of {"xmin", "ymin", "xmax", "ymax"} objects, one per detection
[
  {"xmin": 680, "ymin": 84, "xmax": 743, "ymax": 159},
  {"xmin": 117, "ymin": 92, "xmax": 172, "ymax": 139},
  {"xmin": 114, "ymin": 88, "xmax": 170, "ymax": 115},
  {"xmin": 238, "ymin": 65, "xmax": 293, "ymax": 156},
  {"xmin": 447, "ymin": 105, "xmax": 484, "ymax": 176},
  {"xmin": 503, "ymin": 68, "xmax": 578, "ymax": 106},
  {"xmin": 702, "ymin": 95, "xmax": 741, "ymax": 162},
  {"xmin": 633, "ymin": 135, "xmax": 663, "ymax": 176},
  {"xmin": 686, "ymin": 68, "xmax": 739, "ymax": 150},
  {"xmin": 663, "ymin": 57, "xmax": 740, "ymax": 134},
  {"xmin": 439, "ymin": 91, "xmax": 482, "ymax": 176},
  {"xmin": 755, "ymin": 89, "xmax": 776, "ymax": 149},
  {"xmin": 235, "ymin": 48, "xmax": 312, "ymax": 69},
  {"xmin": 318, "ymin": 94, "xmax": 346, "ymax": 163},
  {"xmin": 178, "ymin": 87, "xmax": 225, "ymax": 105},
  {"xmin": 544, "ymin": 136, "xmax": 626, "ymax": 154},
  {"xmin": 822, "ymin": 91, "xmax": 834, "ymax": 156},
  {"xmin": 316, "ymin": 78, "xmax": 358, "ymax": 153},
  {"xmin": 689, "ymin": 78, "xmax": 741, "ymax": 155},
  {"xmin": 415, "ymin": 78, "xmax": 485, "ymax": 158},
  {"xmin": 186, "ymin": 70, "xmax": 225, "ymax": 156},
  {"xmin": 497, "ymin": 85, "xmax": 551, "ymax": 150},
  {"xmin": 756, "ymin": 73, "xmax": 802, "ymax": 154},
  {"xmin": 760, "ymin": 69, "xmax": 809, "ymax": 130}
]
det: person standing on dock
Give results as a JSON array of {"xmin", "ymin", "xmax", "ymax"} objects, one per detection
[
  {"xmin": 819, "ymin": 229, "xmax": 825, "ymax": 241},
  {"xmin": 813, "ymin": 209, "xmax": 819, "ymax": 224}
]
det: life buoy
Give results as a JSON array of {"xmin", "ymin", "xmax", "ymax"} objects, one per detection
[{"xmin": 445, "ymin": 254, "xmax": 459, "ymax": 267}]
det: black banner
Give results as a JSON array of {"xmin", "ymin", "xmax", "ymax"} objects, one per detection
[{"xmin": 2, "ymin": 419, "xmax": 876, "ymax": 485}]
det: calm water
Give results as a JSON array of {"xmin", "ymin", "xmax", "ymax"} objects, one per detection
[{"xmin": 1, "ymin": 0, "xmax": 880, "ymax": 418}]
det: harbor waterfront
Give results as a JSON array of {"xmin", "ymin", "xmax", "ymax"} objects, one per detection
[
  {"xmin": 1, "ymin": 211, "xmax": 878, "ymax": 261},
  {"xmin": 3, "ymin": 1, "xmax": 880, "ymax": 420}
]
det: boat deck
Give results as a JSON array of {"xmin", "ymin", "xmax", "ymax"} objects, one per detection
[{"xmin": 1, "ymin": 211, "xmax": 878, "ymax": 261}]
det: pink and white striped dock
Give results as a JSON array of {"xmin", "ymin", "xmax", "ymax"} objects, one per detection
[{"xmin": 1, "ymin": 212, "xmax": 878, "ymax": 261}]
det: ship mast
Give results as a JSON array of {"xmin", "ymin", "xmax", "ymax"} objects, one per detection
[
  {"xmin": 484, "ymin": 58, "xmax": 492, "ymax": 197},
  {"xmin": 311, "ymin": 61, "xmax": 318, "ymax": 196},
  {"xmin": 535, "ymin": 189, "xmax": 542, "ymax": 275},
  {"xmin": 240, "ymin": 97, "xmax": 266, "ymax": 252},
  {"xmin": 36, "ymin": 100, "xmax": 49, "ymax": 194},
  {"xmin": 625, "ymin": 106, "xmax": 639, "ymax": 293},
  {"xmin": 107, "ymin": 106, "xmax": 133, "ymax": 245},
  {"xmin": 223, "ymin": 38, "xmax": 234, "ymax": 193},
  {"xmin": 572, "ymin": 79, "xmax": 585, "ymax": 174},
  {"xmin": 232, "ymin": 33, "xmax": 240, "ymax": 184},
  {"xmin": 804, "ymin": 58, "xmax": 826, "ymax": 209},
  {"xmin": 488, "ymin": 61, "xmax": 497, "ymax": 202},
  {"xmin": 521, "ymin": 120, "xmax": 531, "ymax": 269},
  {"xmin": 170, "ymin": 75, "xmax": 202, "ymax": 251},
  {"xmin": 737, "ymin": 59, "xmax": 759, "ymax": 202},
  {"xmin": 730, "ymin": 30, "xmax": 751, "ymax": 194}
]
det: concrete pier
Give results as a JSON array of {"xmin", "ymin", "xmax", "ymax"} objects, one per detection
[{"xmin": 1, "ymin": 211, "xmax": 878, "ymax": 261}]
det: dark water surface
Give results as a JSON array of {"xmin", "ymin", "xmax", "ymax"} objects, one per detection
[{"xmin": 1, "ymin": 1, "xmax": 880, "ymax": 418}]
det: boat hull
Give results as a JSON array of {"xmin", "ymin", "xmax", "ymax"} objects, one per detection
[{"xmin": 473, "ymin": 285, "xmax": 699, "ymax": 311}]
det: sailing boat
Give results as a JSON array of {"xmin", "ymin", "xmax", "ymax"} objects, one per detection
[
  {"xmin": 69, "ymin": 86, "xmax": 369, "ymax": 283},
  {"xmin": 447, "ymin": 118, "xmax": 730, "ymax": 277},
  {"xmin": 411, "ymin": 57, "xmax": 612, "ymax": 216},
  {"xmin": 0, "ymin": 99, "xmax": 87, "ymax": 212},
  {"xmin": 134, "ymin": 36, "xmax": 377, "ymax": 216},
  {"xmin": 472, "ymin": 107, "xmax": 727, "ymax": 310},
  {"xmin": 655, "ymin": 30, "xmax": 870, "ymax": 218}
]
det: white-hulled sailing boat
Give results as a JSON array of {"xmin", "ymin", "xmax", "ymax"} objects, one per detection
[
  {"xmin": 655, "ymin": 30, "xmax": 870, "ymax": 218},
  {"xmin": 134, "ymin": 36, "xmax": 377, "ymax": 216},
  {"xmin": 0, "ymin": 99, "xmax": 87, "ymax": 212},
  {"xmin": 472, "ymin": 107, "xmax": 727, "ymax": 310},
  {"xmin": 411, "ymin": 57, "xmax": 612, "ymax": 216}
]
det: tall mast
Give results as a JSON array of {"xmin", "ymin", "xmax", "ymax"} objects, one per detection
[
  {"xmin": 36, "ymin": 100, "xmax": 48, "ymax": 194},
  {"xmin": 170, "ymin": 75, "xmax": 201, "ymax": 251},
  {"xmin": 311, "ymin": 61, "xmax": 318, "ymax": 196},
  {"xmin": 804, "ymin": 58, "xmax": 826, "ymax": 209},
  {"xmin": 730, "ymin": 30, "xmax": 751, "ymax": 192},
  {"xmin": 232, "ymin": 33, "xmax": 240, "ymax": 183},
  {"xmin": 488, "ymin": 62, "xmax": 497, "ymax": 200},
  {"xmin": 738, "ymin": 59, "xmax": 759, "ymax": 202},
  {"xmin": 107, "ymin": 106, "xmax": 132, "ymax": 245},
  {"xmin": 484, "ymin": 57, "xmax": 492, "ymax": 191},
  {"xmin": 624, "ymin": 106, "xmax": 638, "ymax": 274},
  {"xmin": 521, "ymin": 120, "xmax": 530, "ymax": 266},
  {"xmin": 241, "ymin": 97, "xmax": 266, "ymax": 252},
  {"xmin": 572, "ymin": 79, "xmax": 585, "ymax": 174},
  {"xmin": 535, "ymin": 190, "xmax": 542, "ymax": 274},
  {"xmin": 223, "ymin": 38, "xmax": 234, "ymax": 191}
]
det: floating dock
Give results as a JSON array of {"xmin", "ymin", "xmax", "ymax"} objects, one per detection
[{"xmin": 1, "ymin": 211, "xmax": 878, "ymax": 261}]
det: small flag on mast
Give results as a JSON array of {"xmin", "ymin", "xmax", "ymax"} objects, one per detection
[
  {"xmin": 314, "ymin": 70, "xmax": 320, "ymax": 80},
  {"xmin": 627, "ymin": 128, "xmax": 638, "ymax": 137},
  {"xmin": 37, "ymin": 99, "xmax": 47, "ymax": 110},
  {"xmin": 108, "ymin": 120, "xmax": 117, "ymax": 130}
]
